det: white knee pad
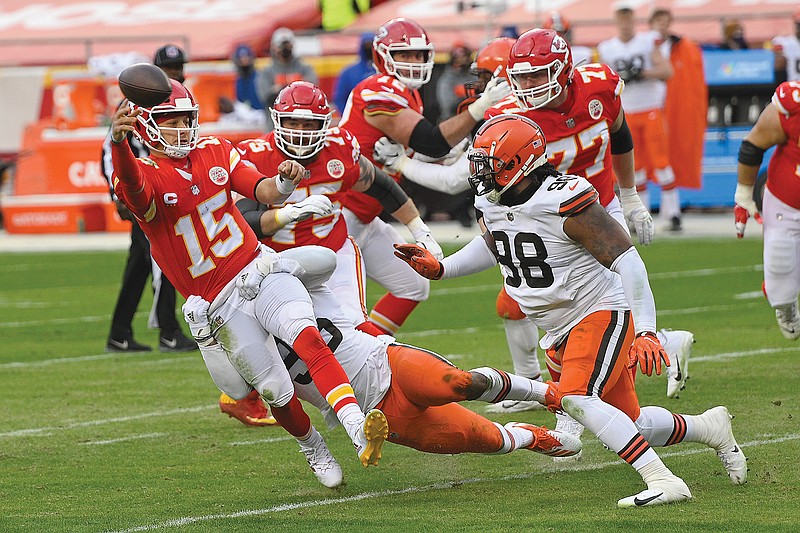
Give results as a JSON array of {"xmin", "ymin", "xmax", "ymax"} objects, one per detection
[
  {"xmin": 276, "ymin": 245, "xmax": 338, "ymax": 289},
  {"xmin": 201, "ymin": 341, "xmax": 252, "ymax": 400}
]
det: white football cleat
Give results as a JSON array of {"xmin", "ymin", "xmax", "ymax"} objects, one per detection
[
  {"xmin": 552, "ymin": 412, "xmax": 585, "ymax": 462},
  {"xmin": 485, "ymin": 399, "xmax": 545, "ymax": 414},
  {"xmin": 775, "ymin": 303, "xmax": 800, "ymax": 340},
  {"xmin": 299, "ymin": 431, "xmax": 343, "ymax": 489},
  {"xmin": 353, "ymin": 409, "xmax": 389, "ymax": 467},
  {"xmin": 698, "ymin": 406, "xmax": 748, "ymax": 484},
  {"xmin": 659, "ymin": 329, "xmax": 694, "ymax": 398},
  {"xmin": 618, "ymin": 474, "xmax": 692, "ymax": 508}
]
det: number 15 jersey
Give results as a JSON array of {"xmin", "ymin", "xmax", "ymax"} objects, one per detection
[{"xmin": 475, "ymin": 174, "xmax": 628, "ymax": 348}]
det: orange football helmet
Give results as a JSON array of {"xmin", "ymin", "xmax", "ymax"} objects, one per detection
[
  {"xmin": 467, "ymin": 114, "xmax": 548, "ymax": 201},
  {"xmin": 464, "ymin": 37, "xmax": 516, "ymax": 98}
]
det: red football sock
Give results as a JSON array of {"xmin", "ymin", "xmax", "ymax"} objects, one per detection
[
  {"xmin": 270, "ymin": 393, "xmax": 311, "ymax": 438},
  {"xmin": 369, "ymin": 293, "xmax": 420, "ymax": 334},
  {"xmin": 293, "ymin": 326, "xmax": 358, "ymax": 413}
]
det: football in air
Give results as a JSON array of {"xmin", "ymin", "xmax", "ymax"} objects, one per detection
[{"xmin": 118, "ymin": 63, "xmax": 172, "ymax": 108}]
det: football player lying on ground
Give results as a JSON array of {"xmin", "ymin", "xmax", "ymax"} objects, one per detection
[
  {"xmin": 394, "ymin": 115, "xmax": 747, "ymax": 508},
  {"xmin": 109, "ymin": 79, "xmax": 387, "ymax": 471},
  {"xmin": 184, "ymin": 246, "xmax": 582, "ymax": 489}
]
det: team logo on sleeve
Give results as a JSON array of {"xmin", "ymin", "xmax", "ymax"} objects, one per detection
[
  {"xmin": 209, "ymin": 166, "xmax": 229, "ymax": 185},
  {"xmin": 588, "ymin": 99, "xmax": 603, "ymax": 119},
  {"xmin": 327, "ymin": 159, "xmax": 345, "ymax": 179}
]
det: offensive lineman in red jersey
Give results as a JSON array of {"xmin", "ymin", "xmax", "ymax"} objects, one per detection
[
  {"xmin": 109, "ymin": 80, "xmax": 387, "ymax": 489},
  {"xmin": 735, "ymin": 80, "xmax": 800, "ymax": 339},
  {"xmin": 237, "ymin": 81, "xmax": 440, "ymax": 334},
  {"xmin": 338, "ymin": 17, "xmax": 511, "ymax": 335}
]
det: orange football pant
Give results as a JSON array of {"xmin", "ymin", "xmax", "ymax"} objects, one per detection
[
  {"xmin": 545, "ymin": 310, "xmax": 640, "ymax": 421},
  {"xmin": 377, "ymin": 344, "xmax": 505, "ymax": 454},
  {"xmin": 627, "ymin": 108, "xmax": 670, "ymax": 174}
]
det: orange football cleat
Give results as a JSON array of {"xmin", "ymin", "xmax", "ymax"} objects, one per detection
[
  {"xmin": 219, "ymin": 391, "xmax": 278, "ymax": 427},
  {"xmin": 506, "ymin": 422, "xmax": 582, "ymax": 457}
]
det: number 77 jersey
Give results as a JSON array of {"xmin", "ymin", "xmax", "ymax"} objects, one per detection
[
  {"xmin": 485, "ymin": 63, "xmax": 624, "ymax": 209},
  {"xmin": 475, "ymin": 173, "xmax": 627, "ymax": 348}
]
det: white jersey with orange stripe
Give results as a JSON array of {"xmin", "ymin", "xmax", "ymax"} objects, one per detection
[
  {"xmin": 275, "ymin": 285, "xmax": 392, "ymax": 428},
  {"xmin": 474, "ymin": 173, "xmax": 628, "ymax": 349}
]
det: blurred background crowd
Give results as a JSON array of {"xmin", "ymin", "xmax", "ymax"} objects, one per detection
[{"xmin": 0, "ymin": 0, "xmax": 795, "ymax": 233}]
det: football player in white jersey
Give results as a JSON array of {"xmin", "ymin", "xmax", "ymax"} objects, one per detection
[
  {"xmin": 598, "ymin": 6, "xmax": 681, "ymax": 231},
  {"xmin": 772, "ymin": 9, "xmax": 800, "ymax": 82},
  {"xmin": 394, "ymin": 115, "xmax": 747, "ymax": 508}
]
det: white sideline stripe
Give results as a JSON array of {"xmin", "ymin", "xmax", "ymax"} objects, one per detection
[
  {"xmin": 656, "ymin": 301, "xmax": 762, "ymax": 316},
  {"xmin": 230, "ymin": 436, "xmax": 295, "ymax": 446},
  {"xmin": 106, "ymin": 433, "xmax": 800, "ymax": 533},
  {"xmin": 734, "ymin": 291, "xmax": 765, "ymax": 300},
  {"xmin": 0, "ymin": 352, "xmax": 197, "ymax": 369},
  {"xmin": 0, "ymin": 406, "xmax": 213, "ymax": 438},
  {"xmin": 690, "ymin": 346, "xmax": 800, "ymax": 363},
  {"xmin": 648, "ymin": 264, "xmax": 762, "ymax": 280},
  {"xmin": 80, "ymin": 433, "xmax": 167, "ymax": 446}
]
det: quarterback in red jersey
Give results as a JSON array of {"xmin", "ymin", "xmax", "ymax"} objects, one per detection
[
  {"xmin": 337, "ymin": 17, "xmax": 511, "ymax": 335},
  {"xmin": 736, "ymin": 80, "xmax": 800, "ymax": 340},
  {"xmin": 237, "ymin": 81, "xmax": 440, "ymax": 332},
  {"xmin": 110, "ymin": 80, "xmax": 388, "ymax": 488}
]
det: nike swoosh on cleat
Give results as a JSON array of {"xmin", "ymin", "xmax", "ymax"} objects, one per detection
[
  {"xmin": 161, "ymin": 338, "xmax": 178, "ymax": 348},
  {"xmin": 634, "ymin": 492, "xmax": 663, "ymax": 506},
  {"xmin": 731, "ymin": 446, "xmax": 740, "ymax": 453},
  {"xmin": 109, "ymin": 339, "xmax": 129, "ymax": 350}
]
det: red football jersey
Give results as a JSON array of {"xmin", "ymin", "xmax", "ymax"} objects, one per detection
[
  {"xmin": 238, "ymin": 127, "xmax": 362, "ymax": 252},
  {"xmin": 338, "ymin": 73, "xmax": 424, "ymax": 223},
  {"xmin": 113, "ymin": 136, "xmax": 264, "ymax": 301},
  {"xmin": 768, "ymin": 81, "xmax": 800, "ymax": 209},
  {"xmin": 486, "ymin": 64, "xmax": 624, "ymax": 208}
]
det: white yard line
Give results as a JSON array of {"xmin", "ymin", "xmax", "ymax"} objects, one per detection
[
  {"xmin": 0, "ymin": 406, "xmax": 213, "ymax": 438},
  {"xmin": 80, "ymin": 433, "xmax": 168, "ymax": 446},
  {"xmin": 105, "ymin": 433, "xmax": 800, "ymax": 533}
]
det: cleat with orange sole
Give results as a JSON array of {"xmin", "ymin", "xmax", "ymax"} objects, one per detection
[{"xmin": 219, "ymin": 391, "xmax": 279, "ymax": 427}]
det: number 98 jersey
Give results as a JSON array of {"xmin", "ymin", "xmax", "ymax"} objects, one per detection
[{"xmin": 475, "ymin": 173, "xmax": 627, "ymax": 348}]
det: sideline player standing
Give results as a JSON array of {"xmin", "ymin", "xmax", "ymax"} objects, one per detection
[
  {"xmin": 395, "ymin": 115, "xmax": 747, "ymax": 507},
  {"xmin": 109, "ymin": 80, "xmax": 387, "ymax": 487},
  {"xmin": 597, "ymin": 5, "xmax": 680, "ymax": 231}
]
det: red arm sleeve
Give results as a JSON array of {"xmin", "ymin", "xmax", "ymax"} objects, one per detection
[{"xmin": 111, "ymin": 139, "xmax": 152, "ymax": 216}]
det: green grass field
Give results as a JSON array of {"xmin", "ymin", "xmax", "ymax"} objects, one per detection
[{"xmin": 1, "ymin": 238, "xmax": 799, "ymax": 532}]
